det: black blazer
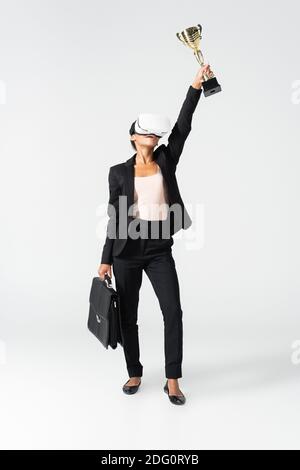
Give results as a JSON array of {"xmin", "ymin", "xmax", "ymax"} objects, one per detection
[{"xmin": 101, "ymin": 85, "xmax": 202, "ymax": 265}]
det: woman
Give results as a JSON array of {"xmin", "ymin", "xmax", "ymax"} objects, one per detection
[{"xmin": 98, "ymin": 64, "xmax": 212, "ymax": 405}]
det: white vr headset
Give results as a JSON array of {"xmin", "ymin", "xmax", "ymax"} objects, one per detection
[{"xmin": 133, "ymin": 113, "xmax": 171, "ymax": 138}]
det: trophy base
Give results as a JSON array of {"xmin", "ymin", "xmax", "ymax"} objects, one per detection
[{"xmin": 202, "ymin": 77, "xmax": 222, "ymax": 97}]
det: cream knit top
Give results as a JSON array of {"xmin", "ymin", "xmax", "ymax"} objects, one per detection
[{"xmin": 132, "ymin": 166, "xmax": 170, "ymax": 221}]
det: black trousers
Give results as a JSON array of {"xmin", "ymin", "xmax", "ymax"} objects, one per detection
[{"xmin": 112, "ymin": 219, "xmax": 183, "ymax": 379}]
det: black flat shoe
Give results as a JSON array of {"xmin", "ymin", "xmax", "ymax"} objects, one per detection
[
  {"xmin": 164, "ymin": 380, "xmax": 186, "ymax": 405},
  {"xmin": 122, "ymin": 378, "xmax": 142, "ymax": 395}
]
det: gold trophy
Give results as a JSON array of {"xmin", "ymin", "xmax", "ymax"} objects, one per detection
[{"xmin": 176, "ymin": 24, "xmax": 221, "ymax": 97}]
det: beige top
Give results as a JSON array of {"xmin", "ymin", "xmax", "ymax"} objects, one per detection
[{"xmin": 132, "ymin": 166, "xmax": 170, "ymax": 221}]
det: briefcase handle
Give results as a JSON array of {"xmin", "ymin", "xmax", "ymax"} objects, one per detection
[{"xmin": 104, "ymin": 272, "xmax": 113, "ymax": 288}]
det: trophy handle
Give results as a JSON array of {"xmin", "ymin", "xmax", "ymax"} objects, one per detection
[
  {"xmin": 194, "ymin": 50, "xmax": 215, "ymax": 81},
  {"xmin": 194, "ymin": 49, "xmax": 204, "ymax": 66}
]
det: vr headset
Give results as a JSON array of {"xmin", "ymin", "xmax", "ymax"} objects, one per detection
[{"xmin": 129, "ymin": 113, "xmax": 171, "ymax": 138}]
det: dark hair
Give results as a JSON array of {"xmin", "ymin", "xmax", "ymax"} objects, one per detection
[{"xmin": 129, "ymin": 120, "xmax": 137, "ymax": 151}]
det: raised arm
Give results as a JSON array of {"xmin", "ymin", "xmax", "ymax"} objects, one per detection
[{"xmin": 165, "ymin": 64, "xmax": 212, "ymax": 167}]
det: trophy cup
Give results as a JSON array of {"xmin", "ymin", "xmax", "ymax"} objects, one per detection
[{"xmin": 176, "ymin": 24, "xmax": 221, "ymax": 97}]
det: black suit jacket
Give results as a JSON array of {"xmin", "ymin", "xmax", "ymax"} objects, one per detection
[{"xmin": 101, "ymin": 85, "xmax": 202, "ymax": 265}]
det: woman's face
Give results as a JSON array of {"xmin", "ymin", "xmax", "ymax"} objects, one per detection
[{"xmin": 131, "ymin": 133, "xmax": 160, "ymax": 149}]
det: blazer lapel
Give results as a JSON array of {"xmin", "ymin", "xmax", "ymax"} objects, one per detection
[{"xmin": 124, "ymin": 154, "xmax": 136, "ymax": 211}]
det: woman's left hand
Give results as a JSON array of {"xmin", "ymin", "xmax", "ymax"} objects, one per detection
[{"xmin": 192, "ymin": 64, "xmax": 213, "ymax": 90}]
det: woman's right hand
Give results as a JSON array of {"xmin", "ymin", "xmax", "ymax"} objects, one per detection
[
  {"xmin": 98, "ymin": 263, "xmax": 112, "ymax": 280},
  {"xmin": 192, "ymin": 63, "xmax": 213, "ymax": 90}
]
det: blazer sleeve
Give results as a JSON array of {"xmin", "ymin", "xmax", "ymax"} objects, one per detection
[
  {"xmin": 165, "ymin": 85, "xmax": 202, "ymax": 167},
  {"xmin": 100, "ymin": 167, "xmax": 121, "ymax": 265}
]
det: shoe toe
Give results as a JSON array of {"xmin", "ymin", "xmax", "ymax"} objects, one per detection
[
  {"xmin": 169, "ymin": 394, "xmax": 186, "ymax": 405},
  {"xmin": 164, "ymin": 381, "xmax": 186, "ymax": 405},
  {"xmin": 122, "ymin": 380, "xmax": 141, "ymax": 395}
]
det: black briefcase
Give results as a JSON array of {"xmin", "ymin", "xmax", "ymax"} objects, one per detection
[{"xmin": 88, "ymin": 274, "xmax": 123, "ymax": 349}]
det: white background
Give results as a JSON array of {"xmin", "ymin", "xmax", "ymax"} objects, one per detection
[{"xmin": 0, "ymin": 0, "xmax": 299, "ymax": 450}]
